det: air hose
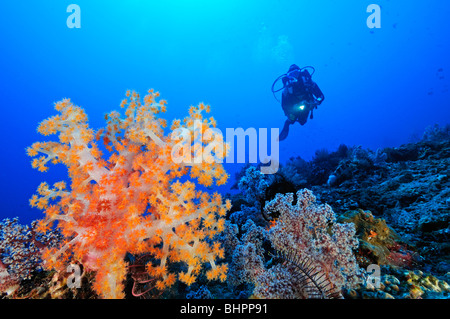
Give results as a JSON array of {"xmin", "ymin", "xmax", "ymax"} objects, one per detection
[{"xmin": 271, "ymin": 66, "xmax": 316, "ymax": 103}]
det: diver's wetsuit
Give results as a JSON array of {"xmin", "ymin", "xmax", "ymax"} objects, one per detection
[{"xmin": 279, "ymin": 65, "xmax": 324, "ymax": 141}]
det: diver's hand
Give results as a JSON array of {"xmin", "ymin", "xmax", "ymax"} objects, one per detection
[{"xmin": 311, "ymin": 99, "xmax": 321, "ymax": 108}]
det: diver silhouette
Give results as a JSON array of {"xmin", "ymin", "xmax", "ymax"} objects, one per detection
[{"xmin": 272, "ymin": 64, "xmax": 325, "ymax": 141}]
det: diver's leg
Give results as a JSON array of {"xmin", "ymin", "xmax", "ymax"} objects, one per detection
[
  {"xmin": 298, "ymin": 111, "xmax": 309, "ymax": 125},
  {"xmin": 278, "ymin": 119, "xmax": 294, "ymax": 141}
]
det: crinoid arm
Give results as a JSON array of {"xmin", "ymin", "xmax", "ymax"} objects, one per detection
[{"xmin": 273, "ymin": 249, "xmax": 342, "ymax": 299}]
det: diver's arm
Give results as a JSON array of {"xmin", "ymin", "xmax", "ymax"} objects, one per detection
[
  {"xmin": 310, "ymin": 82, "xmax": 324, "ymax": 105},
  {"xmin": 282, "ymin": 75, "xmax": 289, "ymax": 87}
]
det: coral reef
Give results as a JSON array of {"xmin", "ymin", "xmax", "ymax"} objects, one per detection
[
  {"xmin": 237, "ymin": 166, "xmax": 269, "ymax": 206},
  {"xmin": 223, "ymin": 189, "xmax": 362, "ymax": 299},
  {"xmin": 26, "ymin": 90, "xmax": 230, "ymax": 298},
  {"xmin": 340, "ymin": 210, "xmax": 420, "ymax": 271},
  {"xmin": 186, "ymin": 285, "xmax": 213, "ymax": 299},
  {"xmin": 422, "ymin": 123, "xmax": 450, "ymax": 142},
  {"xmin": 345, "ymin": 266, "xmax": 450, "ymax": 299},
  {"xmin": 1, "ymin": 100, "xmax": 448, "ymax": 300},
  {"xmin": 0, "ymin": 218, "xmax": 61, "ymax": 296},
  {"xmin": 226, "ymin": 219, "xmax": 268, "ymax": 288},
  {"xmin": 314, "ymin": 125, "xmax": 450, "ymax": 277},
  {"xmin": 222, "ymin": 131, "xmax": 450, "ymax": 299},
  {"xmin": 13, "ymin": 263, "xmax": 98, "ymax": 299}
]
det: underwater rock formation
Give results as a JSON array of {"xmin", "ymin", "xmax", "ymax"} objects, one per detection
[{"xmin": 313, "ymin": 125, "xmax": 450, "ymax": 277}]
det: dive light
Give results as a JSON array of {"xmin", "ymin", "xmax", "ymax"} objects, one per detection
[{"xmin": 296, "ymin": 104, "xmax": 306, "ymax": 111}]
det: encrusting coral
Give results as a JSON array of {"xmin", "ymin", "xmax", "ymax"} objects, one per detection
[
  {"xmin": 339, "ymin": 210, "xmax": 417, "ymax": 268},
  {"xmin": 27, "ymin": 89, "xmax": 231, "ymax": 298}
]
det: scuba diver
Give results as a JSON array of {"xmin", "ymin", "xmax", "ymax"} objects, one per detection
[{"xmin": 271, "ymin": 64, "xmax": 325, "ymax": 141}]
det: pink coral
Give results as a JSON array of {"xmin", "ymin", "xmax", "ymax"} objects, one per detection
[
  {"xmin": 27, "ymin": 90, "xmax": 231, "ymax": 298},
  {"xmin": 254, "ymin": 189, "xmax": 362, "ymax": 298}
]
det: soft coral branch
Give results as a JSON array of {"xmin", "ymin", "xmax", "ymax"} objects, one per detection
[{"xmin": 28, "ymin": 90, "xmax": 230, "ymax": 298}]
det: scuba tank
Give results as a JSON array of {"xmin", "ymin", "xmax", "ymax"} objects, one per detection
[{"xmin": 271, "ymin": 66, "xmax": 316, "ymax": 103}]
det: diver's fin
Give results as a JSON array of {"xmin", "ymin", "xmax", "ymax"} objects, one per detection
[{"xmin": 278, "ymin": 120, "xmax": 291, "ymax": 141}]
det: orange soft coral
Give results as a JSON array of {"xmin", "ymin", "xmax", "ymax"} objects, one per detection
[{"xmin": 27, "ymin": 90, "xmax": 230, "ymax": 298}]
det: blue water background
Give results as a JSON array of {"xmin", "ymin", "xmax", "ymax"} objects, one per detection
[{"xmin": 0, "ymin": 0, "xmax": 449, "ymax": 224}]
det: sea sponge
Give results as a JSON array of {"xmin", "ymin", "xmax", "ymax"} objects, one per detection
[{"xmin": 339, "ymin": 209, "xmax": 415, "ymax": 267}]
